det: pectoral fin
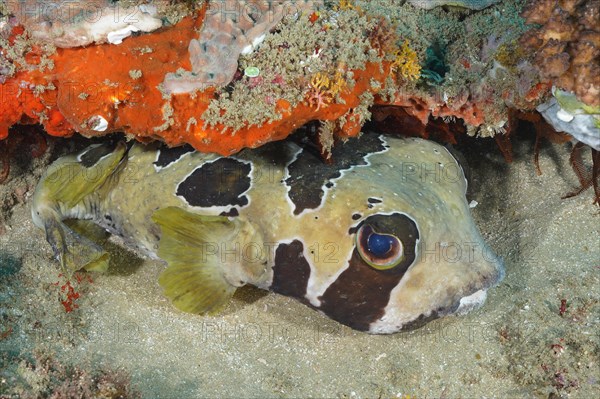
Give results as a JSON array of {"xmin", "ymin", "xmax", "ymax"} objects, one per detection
[
  {"xmin": 44, "ymin": 217, "xmax": 110, "ymax": 275},
  {"xmin": 152, "ymin": 207, "xmax": 240, "ymax": 315},
  {"xmin": 32, "ymin": 142, "xmax": 127, "ymax": 274},
  {"xmin": 40, "ymin": 142, "xmax": 127, "ymax": 208}
]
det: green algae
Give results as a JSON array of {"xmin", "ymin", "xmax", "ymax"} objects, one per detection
[{"xmin": 420, "ymin": 42, "xmax": 448, "ymax": 86}]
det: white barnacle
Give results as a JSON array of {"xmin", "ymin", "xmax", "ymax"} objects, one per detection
[
  {"xmin": 556, "ymin": 108, "xmax": 574, "ymax": 123},
  {"xmin": 107, "ymin": 26, "xmax": 140, "ymax": 45},
  {"xmin": 89, "ymin": 115, "xmax": 108, "ymax": 132}
]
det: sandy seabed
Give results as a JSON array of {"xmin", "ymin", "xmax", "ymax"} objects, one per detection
[{"xmin": 0, "ymin": 130, "xmax": 598, "ymax": 398}]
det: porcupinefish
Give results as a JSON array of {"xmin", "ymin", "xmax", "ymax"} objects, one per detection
[{"xmin": 32, "ymin": 133, "xmax": 504, "ymax": 333}]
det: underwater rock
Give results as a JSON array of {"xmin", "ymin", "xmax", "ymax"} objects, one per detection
[
  {"xmin": 0, "ymin": 6, "xmax": 390, "ymax": 154},
  {"xmin": 0, "ymin": 0, "xmax": 569, "ymax": 153}
]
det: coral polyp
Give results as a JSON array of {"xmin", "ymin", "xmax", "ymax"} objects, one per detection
[{"xmin": 390, "ymin": 41, "xmax": 421, "ymax": 81}]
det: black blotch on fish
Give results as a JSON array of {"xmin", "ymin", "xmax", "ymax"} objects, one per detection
[
  {"xmin": 79, "ymin": 144, "xmax": 116, "ymax": 168},
  {"xmin": 219, "ymin": 208, "xmax": 240, "ymax": 217},
  {"xmin": 398, "ymin": 311, "xmax": 442, "ymax": 331},
  {"xmin": 320, "ymin": 213, "xmax": 419, "ymax": 331},
  {"xmin": 270, "ymin": 240, "xmax": 311, "ymax": 300},
  {"xmin": 177, "ymin": 158, "xmax": 251, "ymax": 208},
  {"xmin": 368, "ymin": 197, "xmax": 382, "ymax": 204},
  {"xmin": 243, "ymin": 139, "xmax": 296, "ymax": 166},
  {"xmin": 285, "ymin": 134, "xmax": 386, "ymax": 215},
  {"xmin": 154, "ymin": 144, "xmax": 195, "ymax": 169}
]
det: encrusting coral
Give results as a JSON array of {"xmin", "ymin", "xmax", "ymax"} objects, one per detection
[
  {"xmin": 0, "ymin": 0, "xmax": 594, "ymax": 156},
  {"xmin": 520, "ymin": 0, "xmax": 600, "ymax": 107},
  {"xmin": 391, "ymin": 41, "xmax": 421, "ymax": 81},
  {"xmin": 164, "ymin": 0, "xmax": 323, "ymax": 93},
  {"xmin": 306, "ymin": 71, "xmax": 348, "ymax": 111},
  {"xmin": 6, "ymin": 0, "xmax": 182, "ymax": 47}
]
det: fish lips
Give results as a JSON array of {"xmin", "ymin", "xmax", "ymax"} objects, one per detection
[{"xmin": 368, "ymin": 242, "xmax": 505, "ymax": 334}]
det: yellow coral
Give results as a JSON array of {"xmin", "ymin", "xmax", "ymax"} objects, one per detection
[
  {"xmin": 328, "ymin": 71, "xmax": 347, "ymax": 97},
  {"xmin": 494, "ymin": 41, "xmax": 525, "ymax": 71},
  {"xmin": 337, "ymin": 0, "xmax": 361, "ymax": 12},
  {"xmin": 307, "ymin": 70, "xmax": 348, "ymax": 110},
  {"xmin": 311, "ymin": 73, "xmax": 330, "ymax": 91},
  {"xmin": 391, "ymin": 41, "xmax": 421, "ymax": 81}
]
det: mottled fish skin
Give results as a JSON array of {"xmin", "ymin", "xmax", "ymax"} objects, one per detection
[{"xmin": 32, "ymin": 133, "xmax": 504, "ymax": 333}]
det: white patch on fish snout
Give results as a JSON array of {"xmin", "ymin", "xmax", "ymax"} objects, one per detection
[
  {"xmin": 370, "ymin": 289, "xmax": 487, "ymax": 333},
  {"xmin": 454, "ymin": 289, "xmax": 487, "ymax": 315}
]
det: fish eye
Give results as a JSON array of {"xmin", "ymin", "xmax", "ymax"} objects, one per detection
[{"xmin": 356, "ymin": 224, "xmax": 404, "ymax": 270}]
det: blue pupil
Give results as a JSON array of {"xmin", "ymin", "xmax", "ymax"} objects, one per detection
[{"xmin": 367, "ymin": 233, "xmax": 392, "ymax": 256}]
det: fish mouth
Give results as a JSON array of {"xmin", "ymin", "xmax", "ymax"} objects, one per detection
[
  {"xmin": 397, "ymin": 287, "xmax": 492, "ymax": 332},
  {"xmin": 368, "ymin": 254, "xmax": 506, "ymax": 334},
  {"xmin": 446, "ymin": 255, "xmax": 506, "ymax": 317}
]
